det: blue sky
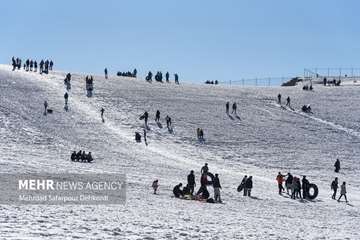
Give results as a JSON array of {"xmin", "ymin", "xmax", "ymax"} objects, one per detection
[{"xmin": 1, "ymin": 0, "xmax": 359, "ymax": 83}]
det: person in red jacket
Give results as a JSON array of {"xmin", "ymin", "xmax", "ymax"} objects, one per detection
[{"xmin": 276, "ymin": 172, "xmax": 286, "ymax": 195}]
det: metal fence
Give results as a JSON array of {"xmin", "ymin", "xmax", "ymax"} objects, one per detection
[{"xmin": 219, "ymin": 77, "xmax": 292, "ymax": 87}]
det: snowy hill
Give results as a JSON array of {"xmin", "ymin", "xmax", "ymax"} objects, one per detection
[{"xmin": 0, "ymin": 64, "xmax": 359, "ymax": 239}]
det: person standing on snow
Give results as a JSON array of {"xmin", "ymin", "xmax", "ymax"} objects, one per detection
[
  {"xmin": 334, "ymin": 159, "xmax": 340, "ymax": 173},
  {"xmin": 143, "ymin": 129, "xmax": 148, "ymax": 146},
  {"xmin": 237, "ymin": 175, "xmax": 247, "ymax": 196},
  {"xmin": 226, "ymin": 102, "xmax": 230, "ymax": 115},
  {"xmin": 165, "ymin": 115, "xmax": 172, "ymax": 130},
  {"xmin": 213, "ymin": 173, "xmax": 222, "ymax": 203},
  {"xmin": 331, "ymin": 177, "xmax": 339, "ymax": 200},
  {"xmin": 285, "ymin": 173, "xmax": 293, "ymax": 195},
  {"xmin": 155, "ymin": 110, "xmax": 160, "ymax": 122},
  {"xmin": 187, "ymin": 170, "xmax": 196, "ymax": 195},
  {"xmin": 302, "ymin": 176, "xmax": 310, "ymax": 199},
  {"xmin": 244, "ymin": 176, "xmax": 253, "ymax": 197},
  {"xmin": 152, "ymin": 180, "xmax": 159, "ymax": 194},
  {"xmin": 49, "ymin": 60, "xmax": 54, "ymax": 71},
  {"xmin": 276, "ymin": 172, "xmax": 286, "ymax": 195},
  {"xmin": 232, "ymin": 102, "xmax": 237, "ymax": 114},
  {"xmin": 277, "ymin": 94, "xmax": 282, "ymax": 104},
  {"xmin": 174, "ymin": 73, "xmax": 179, "ymax": 84},
  {"xmin": 100, "ymin": 108, "xmax": 105, "ymax": 122},
  {"xmin": 286, "ymin": 96, "xmax": 291, "ymax": 107},
  {"xmin": 104, "ymin": 68, "xmax": 108, "ymax": 79},
  {"xmin": 337, "ymin": 182, "xmax": 348, "ymax": 203},
  {"xmin": 64, "ymin": 92, "xmax": 69, "ymax": 105},
  {"xmin": 43, "ymin": 101, "xmax": 48, "ymax": 115},
  {"xmin": 165, "ymin": 72, "xmax": 170, "ymax": 83}
]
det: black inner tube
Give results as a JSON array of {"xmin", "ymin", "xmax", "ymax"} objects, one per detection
[{"xmin": 307, "ymin": 183, "xmax": 319, "ymax": 200}]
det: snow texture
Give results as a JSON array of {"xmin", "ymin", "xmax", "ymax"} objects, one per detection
[{"xmin": 0, "ymin": 64, "xmax": 359, "ymax": 239}]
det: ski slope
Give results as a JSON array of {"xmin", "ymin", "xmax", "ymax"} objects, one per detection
[{"xmin": 0, "ymin": 64, "xmax": 359, "ymax": 240}]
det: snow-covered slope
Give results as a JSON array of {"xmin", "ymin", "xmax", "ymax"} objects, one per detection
[{"xmin": 0, "ymin": 64, "xmax": 359, "ymax": 239}]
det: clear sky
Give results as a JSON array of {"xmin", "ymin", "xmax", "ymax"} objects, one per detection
[{"xmin": 1, "ymin": 0, "xmax": 359, "ymax": 83}]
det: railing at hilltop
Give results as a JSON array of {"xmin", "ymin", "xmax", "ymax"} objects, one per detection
[
  {"xmin": 218, "ymin": 77, "xmax": 292, "ymax": 87},
  {"xmin": 304, "ymin": 67, "xmax": 360, "ymax": 84}
]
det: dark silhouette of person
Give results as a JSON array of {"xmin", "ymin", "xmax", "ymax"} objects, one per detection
[
  {"xmin": 232, "ymin": 103, "xmax": 237, "ymax": 114},
  {"xmin": 155, "ymin": 110, "xmax": 160, "ymax": 122},
  {"xmin": 187, "ymin": 170, "xmax": 196, "ymax": 195},
  {"xmin": 286, "ymin": 97, "xmax": 291, "ymax": 107},
  {"xmin": 165, "ymin": 72, "xmax": 170, "ymax": 83},
  {"xmin": 104, "ymin": 68, "xmax": 108, "ymax": 79},
  {"xmin": 173, "ymin": 183, "xmax": 183, "ymax": 198},
  {"xmin": 337, "ymin": 182, "xmax": 348, "ymax": 203},
  {"xmin": 165, "ymin": 115, "xmax": 172, "ymax": 130},
  {"xmin": 277, "ymin": 94, "xmax": 281, "ymax": 104},
  {"xmin": 331, "ymin": 177, "xmax": 339, "ymax": 200},
  {"xmin": 334, "ymin": 159, "xmax": 340, "ymax": 173},
  {"xmin": 226, "ymin": 102, "xmax": 230, "ymax": 114},
  {"xmin": 302, "ymin": 176, "xmax": 309, "ymax": 199},
  {"xmin": 201, "ymin": 163, "xmax": 208, "ymax": 174},
  {"xmin": 174, "ymin": 73, "xmax": 179, "ymax": 84},
  {"xmin": 49, "ymin": 60, "xmax": 53, "ymax": 70}
]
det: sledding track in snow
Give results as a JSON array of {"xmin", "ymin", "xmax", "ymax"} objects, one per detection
[{"xmin": 0, "ymin": 64, "xmax": 360, "ymax": 240}]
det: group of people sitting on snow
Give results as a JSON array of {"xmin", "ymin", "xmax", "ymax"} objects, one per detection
[
  {"xmin": 145, "ymin": 71, "xmax": 179, "ymax": 84},
  {"xmin": 302, "ymin": 85, "xmax": 313, "ymax": 91},
  {"xmin": 323, "ymin": 77, "xmax": 341, "ymax": 86},
  {"xmin": 168, "ymin": 163, "xmax": 223, "ymax": 203},
  {"xmin": 70, "ymin": 150, "xmax": 93, "ymax": 163},
  {"xmin": 301, "ymin": 104, "xmax": 312, "ymax": 113},
  {"xmin": 117, "ymin": 69, "xmax": 137, "ymax": 78},
  {"xmin": 11, "ymin": 57, "xmax": 53, "ymax": 74}
]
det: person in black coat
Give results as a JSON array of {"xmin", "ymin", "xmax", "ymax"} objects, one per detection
[
  {"xmin": 244, "ymin": 176, "xmax": 253, "ymax": 197},
  {"xmin": 70, "ymin": 151, "xmax": 76, "ymax": 161},
  {"xmin": 213, "ymin": 173, "xmax": 222, "ymax": 202},
  {"xmin": 187, "ymin": 170, "xmax": 196, "ymax": 195},
  {"xmin": 144, "ymin": 111, "xmax": 149, "ymax": 126},
  {"xmin": 302, "ymin": 176, "xmax": 309, "ymax": 199},
  {"xmin": 334, "ymin": 159, "xmax": 340, "ymax": 173},
  {"xmin": 155, "ymin": 110, "xmax": 160, "ymax": 122},
  {"xmin": 331, "ymin": 177, "xmax": 339, "ymax": 200},
  {"xmin": 173, "ymin": 183, "xmax": 183, "ymax": 198}
]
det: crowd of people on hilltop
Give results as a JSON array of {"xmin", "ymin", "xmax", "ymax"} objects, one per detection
[
  {"xmin": 145, "ymin": 71, "xmax": 179, "ymax": 84},
  {"xmin": 205, "ymin": 80, "xmax": 219, "ymax": 85},
  {"xmin": 117, "ymin": 69, "xmax": 137, "ymax": 78},
  {"xmin": 11, "ymin": 57, "xmax": 53, "ymax": 74},
  {"xmin": 70, "ymin": 150, "xmax": 93, "ymax": 163}
]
